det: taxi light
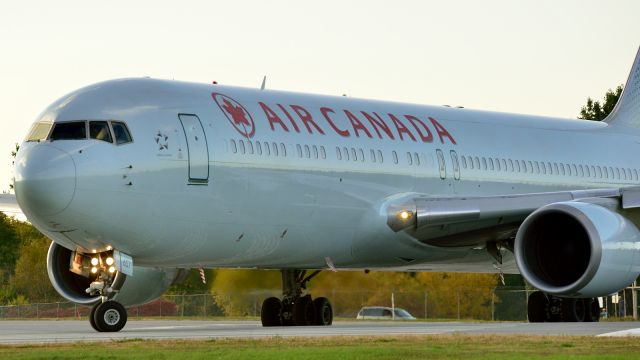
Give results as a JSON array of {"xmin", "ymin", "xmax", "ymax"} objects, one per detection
[
  {"xmin": 91, "ymin": 258, "xmax": 99, "ymax": 266},
  {"xmin": 106, "ymin": 257, "xmax": 114, "ymax": 266},
  {"xmin": 108, "ymin": 266, "xmax": 116, "ymax": 273},
  {"xmin": 91, "ymin": 267, "xmax": 98, "ymax": 274}
]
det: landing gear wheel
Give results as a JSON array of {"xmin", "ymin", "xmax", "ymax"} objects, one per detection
[
  {"xmin": 89, "ymin": 303, "xmax": 100, "ymax": 331},
  {"xmin": 93, "ymin": 301, "xmax": 128, "ymax": 332},
  {"xmin": 527, "ymin": 291, "xmax": 549, "ymax": 322},
  {"xmin": 561, "ymin": 298, "xmax": 585, "ymax": 322},
  {"xmin": 313, "ymin": 297, "xmax": 333, "ymax": 326},
  {"xmin": 583, "ymin": 298, "xmax": 600, "ymax": 322},
  {"xmin": 261, "ymin": 297, "xmax": 283, "ymax": 327},
  {"xmin": 293, "ymin": 295, "xmax": 315, "ymax": 326}
]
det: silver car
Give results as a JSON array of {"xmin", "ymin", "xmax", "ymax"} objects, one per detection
[{"xmin": 356, "ymin": 306, "xmax": 417, "ymax": 320}]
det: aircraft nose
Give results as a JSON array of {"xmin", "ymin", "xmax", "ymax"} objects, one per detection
[{"xmin": 14, "ymin": 144, "xmax": 76, "ymax": 216}]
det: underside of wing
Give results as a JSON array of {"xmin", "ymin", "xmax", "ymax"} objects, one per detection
[{"xmin": 0, "ymin": 193, "xmax": 22, "ymax": 217}]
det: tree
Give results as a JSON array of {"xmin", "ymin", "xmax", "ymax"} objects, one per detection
[
  {"xmin": 9, "ymin": 143, "xmax": 18, "ymax": 190},
  {"xmin": 12, "ymin": 235, "xmax": 59, "ymax": 302},
  {"xmin": 579, "ymin": 85, "xmax": 623, "ymax": 120}
]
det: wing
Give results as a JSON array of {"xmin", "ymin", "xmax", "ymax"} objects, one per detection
[
  {"xmin": 384, "ymin": 187, "xmax": 640, "ymax": 248},
  {"xmin": 0, "ymin": 193, "xmax": 22, "ymax": 217}
]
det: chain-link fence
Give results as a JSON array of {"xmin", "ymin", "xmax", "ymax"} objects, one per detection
[{"xmin": 0, "ymin": 288, "xmax": 635, "ymax": 320}]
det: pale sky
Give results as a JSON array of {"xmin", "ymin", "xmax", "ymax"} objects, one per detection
[{"xmin": 1, "ymin": 0, "xmax": 639, "ymax": 192}]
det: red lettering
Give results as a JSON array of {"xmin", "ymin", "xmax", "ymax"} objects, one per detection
[
  {"xmin": 291, "ymin": 105, "xmax": 325, "ymax": 135},
  {"xmin": 276, "ymin": 104, "xmax": 301, "ymax": 133},
  {"xmin": 344, "ymin": 110, "xmax": 372, "ymax": 138},
  {"xmin": 429, "ymin": 117, "xmax": 456, "ymax": 144},
  {"xmin": 404, "ymin": 115, "xmax": 433, "ymax": 143},
  {"xmin": 320, "ymin": 107, "xmax": 350, "ymax": 137},
  {"xmin": 361, "ymin": 111, "xmax": 395, "ymax": 140},
  {"xmin": 259, "ymin": 102, "xmax": 289, "ymax": 132},
  {"xmin": 388, "ymin": 113, "xmax": 416, "ymax": 141}
]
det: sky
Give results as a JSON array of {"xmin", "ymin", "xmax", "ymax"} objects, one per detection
[{"xmin": 1, "ymin": 0, "xmax": 639, "ymax": 192}]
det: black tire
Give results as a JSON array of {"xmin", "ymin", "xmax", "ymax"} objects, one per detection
[
  {"xmin": 527, "ymin": 291, "xmax": 548, "ymax": 322},
  {"xmin": 583, "ymin": 298, "xmax": 600, "ymax": 322},
  {"xmin": 561, "ymin": 298, "xmax": 586, "ymax": 322},
  {"xmin": 93, "ymin": 301, "xmax": 128, "ymax": 332},
  {"xmin": 313, "ymin": 297, "xmax": 333, "ymax": 326},
  {"xmin": 293, "ymin": 295, "xmax": 315, "ymax": 326},
  {"xmin": 89, "ymin": 303, "xmax": 101, "ymax": 332},
  {"xmin": 261, "ymin": 297, "xmax": 283, "ymax": 327}
]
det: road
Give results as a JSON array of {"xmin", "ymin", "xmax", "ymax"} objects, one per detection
[{"xmin": 0, "ymin": 320, "xmax": 639, "ymax": 344}]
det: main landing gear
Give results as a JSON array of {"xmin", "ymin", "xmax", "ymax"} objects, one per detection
[
  {"xmin": 527, "ymin": 291, "xmax": 600, "ymax": 322},
  {"xmin": 261, "ymin": 269, "xmax": 333, "ymax": 327}
]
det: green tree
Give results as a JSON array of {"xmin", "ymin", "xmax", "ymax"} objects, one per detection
[
  {"xmin": 579, "ymin": 85, "xmax": 623, "ymax": 120},
  {"xmin": 12, "ymin": 235, "xmax": 58, "ymax": 302},
  {"xmin": 9, "ymin": 143, "xmax": 18, "ymax": 190}
]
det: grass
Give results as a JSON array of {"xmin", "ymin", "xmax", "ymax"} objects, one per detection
[{"xmin": 1, "ymin": 335, "xmax": 639, "ymax": 359}]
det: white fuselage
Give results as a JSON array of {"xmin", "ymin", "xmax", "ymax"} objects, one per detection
[{"xmin": 14, "ymin": 78, "xmax": 640, "ymax": 273}]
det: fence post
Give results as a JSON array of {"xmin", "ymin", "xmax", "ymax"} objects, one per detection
[
  {"xmin": 457, "ymin": 291, "xmax": 460, "ymax": 320},
  {"xmin": 203, "ymin": 294, "xmax": 207, "ymax": 317},
  {"xmin": 182, "ymin": 294, "xmax": 185, "ymax": 318},
  {"xmin": 491, "ymin": 289, "xmax": 495, "ymax": 321},
  {"xmin": 424, "ymin": 291, "xmax": 428, "ymax": 319},
  {"xmin": 36, "ymin": 303, "xmax": 39, "ymax": 319}
]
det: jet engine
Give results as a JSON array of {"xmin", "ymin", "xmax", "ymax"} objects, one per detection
[
  {"xmin": 47, "ymin": 242, "xmax": 181, "ymax": 306},
  {"xmin": 515, "ymin": 201, "xmax": 640, "ymax": 298}
]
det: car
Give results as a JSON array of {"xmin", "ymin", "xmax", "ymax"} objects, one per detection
[{"xmin": 356, "ymin": 306, "xmax": 417, "ymax": 320}]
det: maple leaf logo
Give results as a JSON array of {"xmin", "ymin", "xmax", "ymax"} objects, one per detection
[
  {"xmin": 212, "ymin": 93, "xmax": 256, "ymax": 139},
  {"xmin": 222, "ymin": 99, "xmax": 250, "ymax": 126}
]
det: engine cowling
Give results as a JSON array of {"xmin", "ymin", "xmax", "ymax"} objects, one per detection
[
  {"xmin": 47, "ymin": 242, "xmax": 180, "ymax": 306},
  {"xmin": 515, "ymin": 201, "xmax": 640, "ymax": 298}
]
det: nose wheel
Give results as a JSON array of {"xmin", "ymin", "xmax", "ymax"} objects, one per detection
[
  {"xmin": 90, "ymin": 300, "xmax": 128, "ymax": 332},
  {"xmin": 260, "ymin": 269, "xmax": 333, "ymax": 326}
]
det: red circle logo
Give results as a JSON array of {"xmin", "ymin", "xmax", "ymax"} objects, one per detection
[{"xmin": 212, "ymin": 93, "xmax": 255, "ymax": 139}]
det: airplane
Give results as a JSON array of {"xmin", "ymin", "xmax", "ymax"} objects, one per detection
[{"xmin": 2, "ymin": 46, "xmax": 640, "ymax": 332}]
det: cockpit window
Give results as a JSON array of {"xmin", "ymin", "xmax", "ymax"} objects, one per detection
[
  {"xmin": 89, "ymin": 121, "xmax": 113, "ymax": 143},
  {"xmin": 50, "ymin": 121, "xmax": 87, "ymax": 141},
  {"xmin": 111, "ymin": 122, "xmax": 133, "ymax": 145},
  {"xmin": 25, "ymin": 122, "xmax": 53, "ymax": 142}
]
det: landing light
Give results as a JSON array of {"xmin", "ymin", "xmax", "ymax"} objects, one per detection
[
  {"xmin": 108, "ymin": 266, "xmax": 116, "ymax": 273},
  {"xmin": 106, "ymin": 257, "xmax": 114, "ymax": 266},
  {"xmin": 91, "ymin": 258, "xmax": 99, "ymax": 266},
  {"xmin": 91, "ymin": 267, "xmax": 98, "ymax": 274},
  {"xmin": 398, "ymin": 210, "xmax": 413, "ymax": 221}
]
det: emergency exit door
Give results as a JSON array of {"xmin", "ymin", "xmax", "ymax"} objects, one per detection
[{"xmin": 179, "ymin": 114, "xmax": 209, "ymax": 183}]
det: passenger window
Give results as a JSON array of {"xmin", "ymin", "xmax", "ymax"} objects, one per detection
[
  {"xmin": 247, "ymin": 141, "xmax": 254, "ymax": 154},
  {"xmin": 534, "ymin": 162, "xmax": 540, "ymax": 174},
  {"xmin": 313, "ymin": 145, "xmax": 319, "ymax": 159},
  {"xmin": 501, "ymin": 159, "xmax": 507, "ymax": 171},
  {"xmin": 482, "ymin": 157, "xmax": 487, "ymax": 170},
  {"xmin": 370, "ymin": 149, "xmax": 376, "ymax": 163},
  {"xmin": 571, "ymin": 164, "xmax": 577, "ymax": 176},
  {"xmin": 540, "ymin": 162, "xmax": 546, "ymax": 175},
  {"xmin": 578, "ymin": 165, "xmax": 584, "ymax": 177},
  {"xmin": 270, "ymin": 142, "xmax": 277, "ymax": 156},
  {"xmin": 111, "ymin": 122, "xmax": 133, "ymax": 144},
  {"xmin": 280, "ymin": 143, "xmax": 286, "ymax": 157},
  {"xmin": 521, "ymin": 161, "xmax": 527, "ymax": 173},
  {"xmin": 320, "ymin": 146, "xmax": 326, "ymax": 159},
  {"xmin": 474, "ymin": 157, "xmax": 480, "ymax": 169},
  {"xmin": 554, "ymin": 163, "xmax": 559, "ymax": 175},
  {"xmin": 304, "ymin": 145, "xmax": 311, "ymax": 158},
  {"xmin": 495, "ymin": 158, "xmax": 501, "ymax": 171},
  {"xmin": 508, "ymin": 159, "xmax": 514, "ymax": 172},
  {"xmin": 515, "ymin": 160, "xmax": 521, "ymax": 173},
  {"xmin": 450, "ymin": 150, "xmax": 460, "ymax": 180},
  {"xmin": 239, "ymin": 140, "xmax": 246, "ymax": 154},
  {"xmin": 461, "ymin": 156, "xmax": 467, "ymax": 169},
  {"xmin": 264, "ymin": 141, "xmax": 271, "ymax": 156},
  {"xmin": 597, "ymin": 166, "xmax": 602, "ymax": 178},
  {"xmin": 230, "ymin": 139, "xmax": 237, "ymax": 153},
  {"xmin": 392, "ymin": 151, "xmax": 398, "ymax": 164},
  {"xmin": 634, "ymin": 169, "xmax": 638, "ymax": 181},
  {"xmin": 359, "ymin": 149, "xmax": 365, "ymax": 162},
  {"xmin": 377, "ymin": 150, "xmax": 383, "ymax": 163},
  {"xmin": 89, "ymin": 121, "xmax": 113, "ymax": 143},
  {"xmin": 488, "ymin": 158, "xmax": 494, "ymax": 171},
  {"xmin": 336, "ymin": 147, "xmax": 342, "ymax": 160},
  {"xmin": 256, "ymin": 141, "xmax": 262, "ymax": 155},
  {"xmin": 50, "ymin": 121, "xmax": 87, "ymax": 140},
  {"xmin": 297, "ymin": 144, "xmax": 303, "ymax": 157},
  {"xmin": 343, "ymin": 147, "xmax": 350, "ymax": 161},
  {"xmin": 436, "ymin": 149, "xmax": 446, "ymax": 179},
  {"xmin": 351, "ymin": 148, "xmax": 357, "ymax": 161}
]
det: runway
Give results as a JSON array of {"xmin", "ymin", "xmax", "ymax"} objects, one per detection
[{"xmin": 1, "ymin": 320, "xmax": 639, "ymax": 344}]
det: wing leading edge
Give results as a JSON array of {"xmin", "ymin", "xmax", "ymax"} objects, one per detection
[{"xmin": 384, "ymin": 187, "xmax": 640, "ymax": 248}]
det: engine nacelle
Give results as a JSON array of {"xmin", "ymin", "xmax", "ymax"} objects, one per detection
[
  {"xmin": 47, "ymin": 242, "xmax": 180, "ymax": 306},
  {"xmin": 515, "ymin": 201, "xmax": 640, "ymax": 297}
]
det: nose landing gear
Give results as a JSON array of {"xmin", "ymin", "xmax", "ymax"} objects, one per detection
[
  {"xmin": 260, "ymin": 269, "xmax": 333, "ymax": 326},
  {"xmin": 90, "ymin": 300, "xmax": 128, "ymax": 332}
]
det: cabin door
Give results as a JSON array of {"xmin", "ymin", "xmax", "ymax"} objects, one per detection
[{"xmin": 178, "ymin": 114, "xmax": 209, "ymax": 184}]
